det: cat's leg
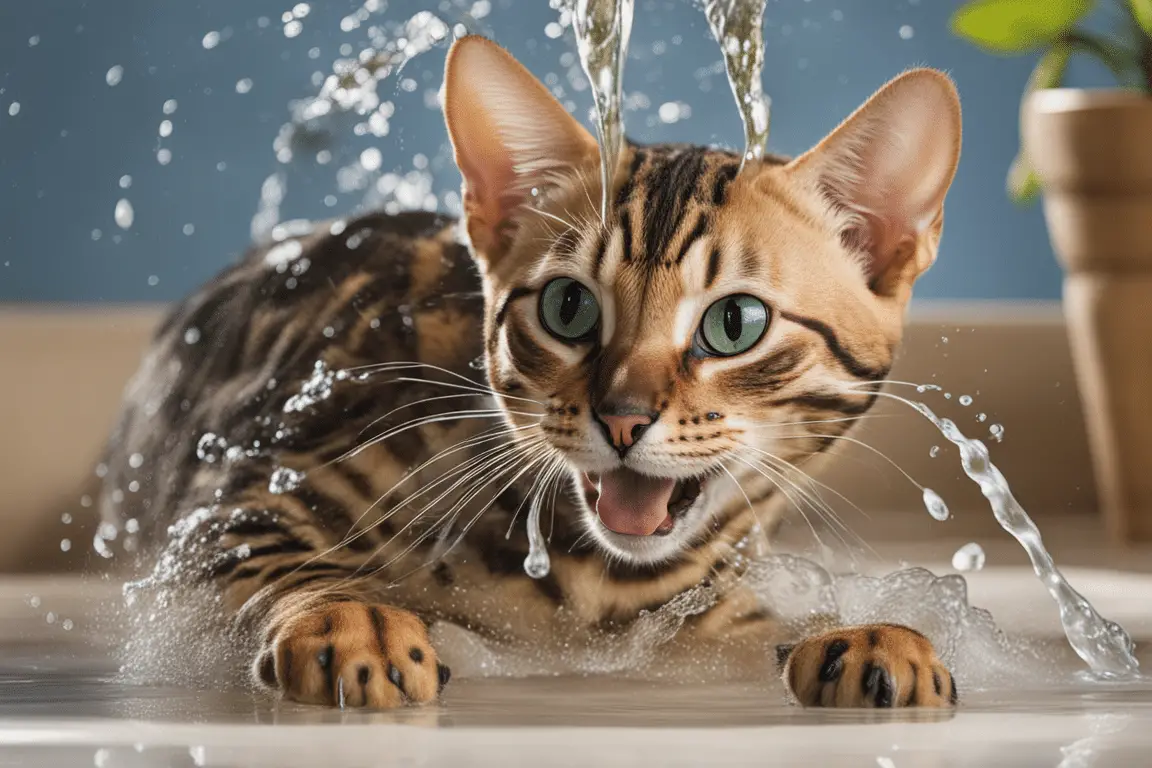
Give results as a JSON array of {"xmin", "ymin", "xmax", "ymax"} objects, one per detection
[
  {"xmin": 777, "ymin": 624, "xmax": 957, "ymax": 708},
  {"xmin": 159, "ymin": 500, "xmax": 451, "ymax": 709},
  {"xmin": 251, "ymin": 591, "xmax": 450, "ymax": 709}
]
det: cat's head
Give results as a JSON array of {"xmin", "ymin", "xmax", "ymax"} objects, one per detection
[{"xmin": 443, "ymin": 37, "xmax": 960, "ymax": 564}]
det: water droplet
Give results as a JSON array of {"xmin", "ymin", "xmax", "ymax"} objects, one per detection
[
  {"xmin": 158, "ymin": 119, "xmax": 173, "ymax": 137},
  {"xmin": 899, "ymin": 24, "xmax": 914, "ymax": 40},
  {"xmin": 183, "ymin": 223, "xmax": 195, "ymax": 236},
  {"xmin": 7, "ymin": 102, "xmax": 21, "ymax": 117},
  {"xmin": 147, "ymin": 275, "xmax": 159, "ymax": 287},
  {"xmin": 28, "ymin": 596, "xmax": 41, "ymax": 608},
  {"xmin": 264, "ymin": 239, "xmax": 303, "ymax": 267},
  {"xmin": 269, "ymin": 467, "xmax": 305, "ymax": 494},
  {"xmin": 922, "ymin": 488, "xmax": 950, "ymax": 521},
  {"xmin": 941, "ymin": 335, "xmax": 949, "ymax": 344},
  {"xmin": 929, "ymin": 445, "xmax": 940, "ymax": 458},
  {"xmin": 45, "ymin": 612, "xmax": 56, "ymax": 625},
  {"xmin": 105, "ymin": 65, "xmax": 124, "ymax": 86},
  {"xmin": 657, "ymin": 101, "xmax": 692, "ymax": 124},
  {"xmin": 952, "ymin": 542, "xmax": 986, "ymax": 572},
  {"xmin": 118, "ymin": 174, "xmax": 132, "ymax": 189},
  {"xmin": 128, "ymin": 453, "xmax": 144, "ymax": 469},
  {"xmin": 60, "ymin": 539, "xmax": 72, "ymax": 552},
  {"xmin": 959, "ymin": 395, "xmax": 973, "ymax": 406},
  {"xmin": 62, "ymin": 513, "xmax": 73, "ymax": 524},
  {"xmin": 183, "ymin": 327, "xmax": 201, "ymax": 345},
  {"xmin": 62, "ymin": 619, "xmax": 74, "ymax": 631},
  {"xmin": 989, "ymin": 423, "xmax": 1005, "ymax": 442},
  {"xmin": 163, "ymin": 99, "xmax": 178, "ymax": 115},
  {"xmin": 360, "ymin": 147, "xmax": 383, "ymax": 172},
  {"xmin": 80, "ymin": 495, "xmax": 92, "ymax": 508},
  {"xmin": 977, "ymin": 412, "xmax": 987, "ymax": 423},
  {"xmin": 284, "ymin": 20, "xmax": 303, "ymax": 38},
  {"xmin": 156, "ymin": 148, "xmax": 172, "ymax": 165},
  {"xmin": 28, "ymin": 35, "xmax": 40, "ymax": 46},
  {"xmin": 197, "ymin": 432, "xmax": 227, "ymax": 463},
  {"xmin": 114, "ymin": 199, "xmax": 134, "ymax": 229},
  {"xmin": 202, "ymin": 31, "xmax": 221, "ymax": 49},
  {"xmin": 524, "ymin": 494, "xmax": 551, "ymax": 579},
  {"xmin": 235, "ymin": 78, "xmax": 253, "ymax": 94}
]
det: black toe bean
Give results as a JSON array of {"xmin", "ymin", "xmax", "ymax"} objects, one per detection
[{"xmin": 818, "ymin": 639, "xmax": 850, "ymax": 682}]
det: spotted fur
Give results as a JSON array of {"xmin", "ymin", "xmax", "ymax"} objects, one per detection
[{"xmin": 100, "ymin": 36, "xmax": 962, "ymax": 709}]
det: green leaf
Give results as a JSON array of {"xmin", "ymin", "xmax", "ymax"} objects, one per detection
[
  {"xmin": 951, "ymin": 0, "xmax": 1096, "ymax": 54},
  {"xmin": 1129, "ymin": 0, "xmax": 1152, "ymax": 39}
]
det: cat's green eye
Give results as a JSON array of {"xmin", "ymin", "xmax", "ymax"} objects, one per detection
[
  {"xmin": 539, "ymin": 277, "xmax": 600, "ymax": 342},
  {"xmin": 698, "ymin": 294, "xmax": 769, "ymax": 356}
]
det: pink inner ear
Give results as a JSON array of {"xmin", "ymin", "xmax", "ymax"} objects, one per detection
[
  {"xmin": 797, "ymin": 72, "xmax": 960, "ymax": 283},
  {"xmin": 442, "ymin": 37, "xmax": 599, "ymax": 256}
]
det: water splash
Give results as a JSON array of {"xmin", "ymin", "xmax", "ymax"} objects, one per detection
[
  {"xmin": 523, "ymin": 493, "xmax": 551, "ymax": 579},
  {"xmin": 441, "ymin": 553, "xmax": 1059, "ymax": 688},
  {"xmin": 570, "ymin": 0, "xmax": 634, "ymax": 220},
  {"xmin": 873, "ymin": 388, "xmax": 1139, "ymax": 678},
  {"xmin": 253, "ymin": 4, "xmax": 453, "ymax": 241},
  {"xmin": 699, "ymin": 0, "xmax": 770, "ymax": 166}
]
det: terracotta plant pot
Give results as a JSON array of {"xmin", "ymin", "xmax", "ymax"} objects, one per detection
[{"xmin": 1022, "ymin": 88, "xmax": 1152, "ymax": 543}]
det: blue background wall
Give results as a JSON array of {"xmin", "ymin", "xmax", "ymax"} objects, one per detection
[{"xmin": 0, "ymin": 0, "xmax": 1117, "ymax": 302}]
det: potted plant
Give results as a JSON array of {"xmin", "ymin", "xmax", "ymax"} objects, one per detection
[{"xmin": 952, "ymin": 0, "xmax": 1152, "ymax": 543}]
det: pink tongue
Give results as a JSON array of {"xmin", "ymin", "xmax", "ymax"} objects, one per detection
[{"xmin": 595, "ymin": 469, "xmax": 676, "ymax": 536}]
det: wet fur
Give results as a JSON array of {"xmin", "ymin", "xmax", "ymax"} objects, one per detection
[{"xmin": 100, "ymin": 37, "xmax": 961, "ymax": 709}]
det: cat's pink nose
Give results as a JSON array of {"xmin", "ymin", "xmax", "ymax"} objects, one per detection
[{"xmin": 597, "ymin": 409, "xmax": 654, "ymax": 454}]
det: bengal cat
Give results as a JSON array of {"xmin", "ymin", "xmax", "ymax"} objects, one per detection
[{"xmin": 100, "ymin": 36, "xmax": 962, "ymax": 709}]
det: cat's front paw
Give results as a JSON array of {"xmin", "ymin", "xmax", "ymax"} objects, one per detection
[
  {"xmin": 255, "ymin": 601, "xmax": 450, "ymax": 709},
  {"xmin": 779, "ymin": 624, "xmax": 956, "ymax": 708}
]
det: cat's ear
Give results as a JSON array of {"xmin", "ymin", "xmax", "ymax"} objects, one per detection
[
  {"xmin": 787, "ymin": 69, "xmax": 961, "ymax": 296},
  {"xmin": 443, "ymin": 36, "xmax": 598, "ymax": 261}
]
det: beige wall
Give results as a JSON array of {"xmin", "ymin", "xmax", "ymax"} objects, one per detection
[{"xmin": 0, "ymin": 301, "xmax": 1096, "ymax": 572}]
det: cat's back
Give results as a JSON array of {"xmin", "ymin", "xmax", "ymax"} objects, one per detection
[{"xmin": 100, "ymin": 209, "xmax": 485, "ymax": 541}]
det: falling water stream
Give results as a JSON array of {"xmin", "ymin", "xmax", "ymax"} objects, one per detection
[
  {"xmin": 571, "ymin": 0, "xmax": 634, "ymax": 221},
  {"xmin": 700, "ymin": 0, "xmax": 770, "ymax": 165},
  {"xmin": 522, "ymin": 0, "xmax": 635, "ymax": 576}
]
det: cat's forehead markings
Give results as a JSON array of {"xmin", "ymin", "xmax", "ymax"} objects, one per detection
[
  {"xmin": 594, "ymin": 227, "xmax": 624, "ymax": 286},
  {"xmin": 678, "ymin": 236, "xmax": 712, "ymax": 294}
]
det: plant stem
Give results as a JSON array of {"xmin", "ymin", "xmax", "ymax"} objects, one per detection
[
  {"xmin": 1065, "ymin": 30, "xmax": 1135, "ymax": 82},
  {"xmin": 1140, "ymin": 32, "xmax": 1152, "ymax": 92}
]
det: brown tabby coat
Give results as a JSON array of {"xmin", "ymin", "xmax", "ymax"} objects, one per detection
[{"xmin": 100, "ymin": 37, "xmax": 961, "ymax": 709}]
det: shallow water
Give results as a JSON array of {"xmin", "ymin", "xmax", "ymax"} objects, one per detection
[{"xmin": 4, "ymin": 579, "xmax": 1152, "ymax": 767}]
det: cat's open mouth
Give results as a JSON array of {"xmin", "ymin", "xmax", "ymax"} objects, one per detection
[{"xmin": 582, "ymin": 469, "xmax": 703, "ymax": 537}]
